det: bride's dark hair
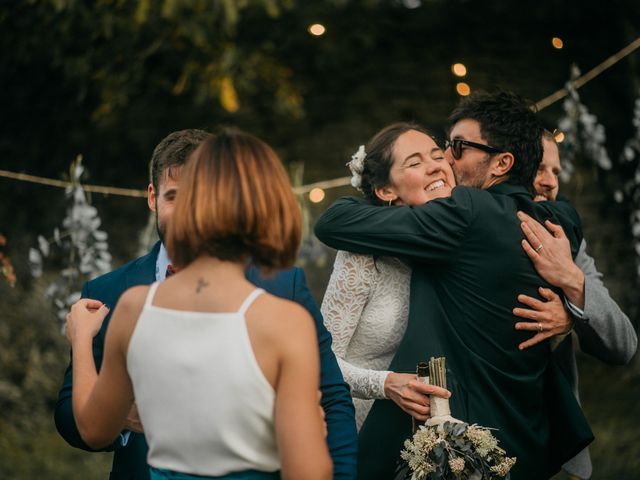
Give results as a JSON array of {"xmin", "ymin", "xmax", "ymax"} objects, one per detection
[{"xmin": 360, "ymin": 122, "xmax": 433, "ymax": 205}]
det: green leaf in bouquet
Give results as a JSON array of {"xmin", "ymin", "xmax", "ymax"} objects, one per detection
[
  {"xmin": 433, "ymin": 465, "xmax": 444, "ymax": 478},
  {"xmin": 458, "ymin": 440, "xmax": 472, "ymax": 453},
  {"xmin": 432, "ymin": 443, "xmax": 445, "ymax": 465},
  {"xmin": 469, "ymin": 469, "xmax": 482, "ymax": 480},
  {"xmin": 442, "ymin": 421, "xmax": 453, "ymax": 435},
  {"xmin": 451, "ymin": 422, "xmax": 467, "ymax": 437}
]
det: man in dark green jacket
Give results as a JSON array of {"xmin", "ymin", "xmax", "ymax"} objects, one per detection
[{"xmin": 315, "ymin": 92, "xmax": 592, "ymax": 480}]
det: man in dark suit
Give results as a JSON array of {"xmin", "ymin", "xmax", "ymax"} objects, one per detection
[
  {"xmin": 54, "ymin": 129, "xmax": 357, "ymax": 480},
  {"xmin": 315, "ymin": 92, "xmax": 592, "ymax": 480}
]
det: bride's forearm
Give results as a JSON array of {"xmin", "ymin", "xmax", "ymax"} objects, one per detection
[
  {"xmin": 71, "ymin": 338, "xmax": 99, "ymax": 440},
  {"xmin": 336, "ymin": 356, "xmax": 389, "ymax": 400}
]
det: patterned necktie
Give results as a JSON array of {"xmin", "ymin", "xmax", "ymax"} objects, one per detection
[{"xmin": 165, "ymin": 264, "xmax": 177, "ymax": 278}]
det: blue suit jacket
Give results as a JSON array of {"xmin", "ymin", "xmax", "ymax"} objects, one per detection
[{"xmin": 54, "ymin": 242, "xmax": 357, "ymax": 480}]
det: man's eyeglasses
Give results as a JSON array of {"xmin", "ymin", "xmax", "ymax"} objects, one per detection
[{"xmin": 444, "ymin": 138, "xmax": 505, "ymax": 160}]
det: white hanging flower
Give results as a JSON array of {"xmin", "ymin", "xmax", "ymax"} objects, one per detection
[
  {"xmin": 558, "ymin": 117, "xmax": 573, "ymax": 132},
  {"xmin": 30, "ymin": 156, "xmax": 112, "ymax": 327},
  {"xmin": 93, "ymin": 230, "xmax": 108, "ymax": 241},
  {"xmin": 28, "ymin": 248, "xmax": 43, "ymax": 277},
  {"xmin": 73, "ymin": 163, "xmax": 84, "ymax": 181},
  {"xmin": 45, "ymin": 283, "xmax": 58, "ymax": 298},
  {"xmin": 346, "ymin": 145, "xmax": 366, "ymax": 191},
  {"xmin": 37, "ymin": 235, "xmax": 50, "ymax": 257},
  {"xmin": 559, "ymin": 162, "xmax": 574, "ymax": 184},
  {"xmin": 614, "ymin": 190, "xmax": 624, "ymax": 203},
  {"xmin": 620, "ymin": 93, "xmax": 640, "ymax": 280},
  {"xmin": 623, "ymin": 146, "xmax": 636, "ymax": 162},
  {"xmin": 556, "ymin": 64, "xmax": 612, "ymax": 179}
]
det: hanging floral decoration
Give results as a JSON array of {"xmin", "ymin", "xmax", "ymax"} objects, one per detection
[
  {"xmin": 28, "ymin": 155, "xmax": 112, "ymax": 323},
  {"xmin": 616, "ymin": 95, "xmax": 640, "ymax": 278},
  {"xmin": 556, "ymin": 65, "xmax": 612, "ymax": 183}
]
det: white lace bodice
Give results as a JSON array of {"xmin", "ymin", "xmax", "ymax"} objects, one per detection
[{"xmin": 321, "ymin": 250, "xmax": 411, "ymax": 429}]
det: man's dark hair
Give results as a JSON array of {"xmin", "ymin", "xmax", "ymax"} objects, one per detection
[
  {"xmin": 149, "ymin": 129, "xmax": 211, "ymax": 192},
  {"xmin": 448, "ymin": 91, "xmax": 543, "ymax": 193}
]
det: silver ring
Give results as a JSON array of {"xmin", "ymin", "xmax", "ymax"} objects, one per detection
[
  {"xmin": 537, "ymin": 322, "xmax": 543, "ymax": 332},
  {"xmin": 535, "ymin": 244, "xmax": 544, "ymax": 252}
]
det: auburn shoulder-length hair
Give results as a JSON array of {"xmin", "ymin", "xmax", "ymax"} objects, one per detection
[{"xmin": 166, "ymin": 128, "xmax": 301, "ymax": 271}]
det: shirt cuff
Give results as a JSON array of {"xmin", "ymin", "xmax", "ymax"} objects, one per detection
[
  {"xmin": 564, "ymin": 296, "xmax": 586, "ymax": 320},
  {"xmin": 119, "ymin": 431, "xmax": 132, "ymax": 446}
]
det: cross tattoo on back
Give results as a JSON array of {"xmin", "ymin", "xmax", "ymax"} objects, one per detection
[{"xmin": 196, "ymin": 278, "xmax": 209, "ymax": 294}]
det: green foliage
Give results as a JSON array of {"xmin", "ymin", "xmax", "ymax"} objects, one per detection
[
  {"xmin": 1, "ymin": 0, "xmax": 302, "ymax": 124},
  {"xmin": 0, "ymin": 277, "xmax": 110, "ymax": 478}
]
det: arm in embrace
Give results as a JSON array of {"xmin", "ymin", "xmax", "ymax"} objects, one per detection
[{"xmin": 315, "ymin": 95, "xmax": 636, "ymax": 480}]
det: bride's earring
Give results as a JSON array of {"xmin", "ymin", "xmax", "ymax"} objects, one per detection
[{"xmin": 388, "ymin": 198, "xmax": 393, "ymax": 207}]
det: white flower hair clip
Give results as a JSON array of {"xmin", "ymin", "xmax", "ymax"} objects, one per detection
[{"xmin": 346, "ymin": 145, "xmax": 366, "ymax": 191}]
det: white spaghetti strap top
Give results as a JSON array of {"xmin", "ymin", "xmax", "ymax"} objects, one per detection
[
  {"xmin": 143, "ymin": 281, "xmax": 161, "ymax": 308},
  {"xmin": 237, "ymin": 288, "xmax": 264, "ymax": 316},
  {"xmin": 127, "ymin": 283, "xmax": 278, "ymax": 477}
]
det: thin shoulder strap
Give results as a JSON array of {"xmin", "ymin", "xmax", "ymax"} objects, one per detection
[
  {"xmin": 238, "ymin": 288, "xmax": 265, "ymax": 316},
  {"xmin": 144, "ymin": 282, "xmax": 161, "ymax": 309}
]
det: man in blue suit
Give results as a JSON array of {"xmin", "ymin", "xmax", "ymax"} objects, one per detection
[{"xmin": 54, "ymin": 129, "xmax": 357, "ymax": 480}]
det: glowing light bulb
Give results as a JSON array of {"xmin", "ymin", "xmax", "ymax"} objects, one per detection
[
  {"xmin": 309, "ymin": 188, "xmax": 325, "ymax": 203},
  {"xmin": 552, "ymin": 37, "xmax": 564, "ymax": 49},
  {"xmin": 451, "ymin": 63, "xmax": 467, "ymax": 77},
  {"xmin": 308, "ymin": 24, "xmax": 326, "ymax": 36},
  {"xmin": 456, "ymin": 82, "xmax": 471, "ymax": 96}
]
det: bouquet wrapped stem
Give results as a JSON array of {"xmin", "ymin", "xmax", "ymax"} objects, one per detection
[
  {"xmin": 397, "ymin": 357, "xmax": 516, "ymax": 479},
  {"xmin": 425, "ymin": 357, "xmax": 462, "ymax": 428}
]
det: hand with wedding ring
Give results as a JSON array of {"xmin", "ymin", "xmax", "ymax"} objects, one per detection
[
  {"xmin": 516, "ymin": 211, "xmax": 585, "ymax": 308},
  {"xmin": 513, "ymin": 287, "xmax": 574, "ymax": 350}
]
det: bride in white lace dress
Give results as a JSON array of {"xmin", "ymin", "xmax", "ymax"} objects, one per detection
[{"xmin": 320, "ymin": 123, "xmax": 455, "ymax": 429}]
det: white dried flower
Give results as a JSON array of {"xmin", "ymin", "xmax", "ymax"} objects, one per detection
[
  {"xmin": 346, "ymin": 145, "xmax": 366, "ymax": 191},
  {"xmin": 490, "ymin": 456, "xmax": 517, "ymax": 476},
  {"xmin": 448, "ymin": 456, "xmax": 465, "ymax": 473},
  {"xmin": 400, "ymin": 427, "xmax": 438, "ymax": 477},
  {"xmin": 465, "ymin": 425, "xmax": 498, "ymax": 457}
]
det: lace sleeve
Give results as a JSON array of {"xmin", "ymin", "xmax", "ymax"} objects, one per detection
[{"xmin": 321, "ymin": 251, "xmax": 390, "ymax": 400}]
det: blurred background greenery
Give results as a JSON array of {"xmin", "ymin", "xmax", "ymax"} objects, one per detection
[{"xmin": 1, "ymin": 0, "xmax": 639, "ymax": 478}]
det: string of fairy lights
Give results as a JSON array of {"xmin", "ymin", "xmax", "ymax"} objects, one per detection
[
  {"xmin": 1, "ymin": 34, "xmax": 639, "ymax": 206},
  {"xmin": 308, "ymin": 22, "xmax": 567, "ymax": 99}
]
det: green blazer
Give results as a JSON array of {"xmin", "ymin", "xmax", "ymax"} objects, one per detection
[{"xmin": 315, "ymin": 184, "xmax": 593, "ymax": 480}]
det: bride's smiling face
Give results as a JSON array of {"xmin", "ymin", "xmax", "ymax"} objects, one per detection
[{"xmin": 376, "ymin": 130, "xmax": 456, "ymax": 206}]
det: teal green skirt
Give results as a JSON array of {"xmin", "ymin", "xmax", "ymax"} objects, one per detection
[{"xmin": 150, "ymin": 467, "xmax": 280, "ymax": 480}]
